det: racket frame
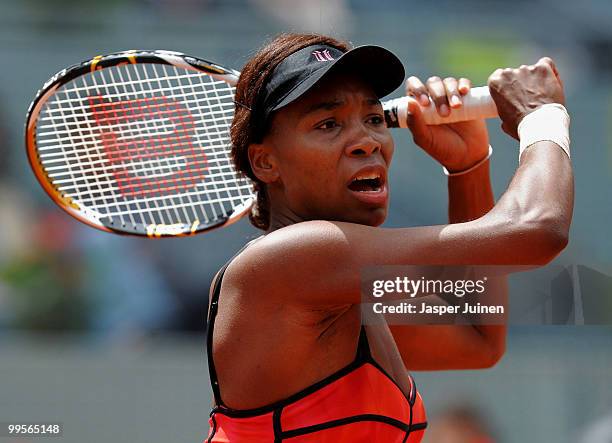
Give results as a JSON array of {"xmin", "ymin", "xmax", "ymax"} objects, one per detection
[{"xmin": 25, "ymin": 50, "xmax": 254, "ymax": 237}]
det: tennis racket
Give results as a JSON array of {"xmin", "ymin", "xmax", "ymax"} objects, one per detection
[{"xmin": 25, "ymin": 50, "xmax": 498, "ymax": 238}]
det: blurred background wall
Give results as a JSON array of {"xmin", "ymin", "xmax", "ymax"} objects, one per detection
[{"xmin": 0, "ymin": 0, "xmax": 611, "ymax": 442}]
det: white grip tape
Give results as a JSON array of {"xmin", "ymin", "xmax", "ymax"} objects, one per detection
[
  {"xmin": 421, "ymin": 86, "xmax": 499, "ymax": 125},
  {"xmin": 385, "ymin": 86, "xmax": 499, "ymax": 127}
]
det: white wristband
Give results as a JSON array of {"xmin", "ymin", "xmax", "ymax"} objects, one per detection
[
  {"xmin": 517, "ymin": 103, "xmax": 570, "ymax": 161},
  {"xmin": 443, "ymin": 145, "xmax": 493, "ymax": 177}
]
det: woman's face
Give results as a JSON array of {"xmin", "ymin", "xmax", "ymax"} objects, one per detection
[{"xmin": 262, "ymin": 73, "xmax": 395, "ymax": 227}]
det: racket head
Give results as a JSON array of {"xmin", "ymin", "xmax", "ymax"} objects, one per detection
[{"xmin": 25, "ymin": 50, "xmax": 255, "ymax": 237}]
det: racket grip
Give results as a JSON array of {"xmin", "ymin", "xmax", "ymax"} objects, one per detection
[{"xmin": 383, "ymin": 86, "xmax": 499, "ymax": 127}]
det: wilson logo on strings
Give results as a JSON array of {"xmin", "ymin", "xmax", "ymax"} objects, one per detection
[{"xmin": 88, "ymin": 95, "xmax": 208, "ymax": 198}]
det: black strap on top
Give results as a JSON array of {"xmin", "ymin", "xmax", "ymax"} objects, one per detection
[
  {"xmin": 356, "ymin": 324, "xmax": 373, "ymax": 362},
  {"xmin": 206, "ymin": 240, "xmax": 257, "ymax": 407}
]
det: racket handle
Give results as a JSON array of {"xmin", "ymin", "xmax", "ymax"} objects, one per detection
[{"xmin": 383, "ymin": 86, "xmax": 499, "ymax": 127}]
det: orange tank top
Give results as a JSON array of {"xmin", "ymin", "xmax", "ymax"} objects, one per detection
[{"xmin": 205, "ymin": 247, "xmax": 427, "ymax": 442}]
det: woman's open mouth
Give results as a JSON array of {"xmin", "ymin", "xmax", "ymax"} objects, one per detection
[
  {"xmin": 347, "ymin": 168, "xmax": 388, "ymax": 205},
  {"xmin": 348, "ymin": 172, "xmax": 384, "ymax": 192}
]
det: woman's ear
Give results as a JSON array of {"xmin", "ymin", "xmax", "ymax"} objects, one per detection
[{"xmin": 248, "ymin": 143, "xmax": 280, "ymax": 184}]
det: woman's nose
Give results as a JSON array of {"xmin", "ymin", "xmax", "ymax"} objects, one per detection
[{"xmin": 344, "ymin": 125, "xmax": 381, "ymax": 157}]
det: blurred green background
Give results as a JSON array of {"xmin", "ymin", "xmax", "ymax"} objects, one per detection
[{"xmin": 0, "ymin": 0, "xmax": 611, "ymax": 442}]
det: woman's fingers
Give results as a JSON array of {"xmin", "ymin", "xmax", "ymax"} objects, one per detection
[
  {"xmin": 406, "ymin": 76, "xmax": 431, "ymax": 107},
  {"xmin": 426, "ymin": 76, "xmax": 450, "ymax": 117},
  {"xmin": 407, "ymin": 75, "xmax": 473, "ymax": 117},
  {"xmin": 458, "ymin": 77, "xmax": 471, "ymax": 95},
  {"xmin": 443, "ymin": 77, "xmax": 462, "ymax": 109}
]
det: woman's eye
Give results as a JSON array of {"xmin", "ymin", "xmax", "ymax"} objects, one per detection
[
  {"xmin": 368, "ymin": 115, "xmax": 384, "ymax": 125},
  {"xmin": 316, "ymin": 120, "xmax": 338, "ymax": 130}
]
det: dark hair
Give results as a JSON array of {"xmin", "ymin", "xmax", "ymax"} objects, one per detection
[{"xmin": 231, "ymin": 33, "xmax": 351, "ymax": 231}]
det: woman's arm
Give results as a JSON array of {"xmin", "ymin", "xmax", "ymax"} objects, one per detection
[
  {"xmin": 382, "ymin": 71, "xmax": 507, "ymax": 369},
  {"xmin": 236, "ymin": 138, "xmax": 571, "ymax": 300},
  {"xmin": 447, "ymin": 155, "xmax": 495, "ymax": 222},
  {"xmin": 390, "ymin": 139, "xmax": 572, "ymax": 370},
  {"xmin": 392, "ymin": 118, "xmax": 505, "ymax": 369}
]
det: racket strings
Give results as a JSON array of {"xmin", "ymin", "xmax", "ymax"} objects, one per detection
[
  {"xmin": 36, "ymin": 62, "xmax": 253, "ymax": 230},
  {"xmin": 37, "ymin": 97, "xmax": 235, "ymax": 133}
]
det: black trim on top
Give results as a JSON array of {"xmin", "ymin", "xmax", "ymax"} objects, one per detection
[
  {"xmin": 403, "ymin": 370, "xmax": 414, "ymax": 443},
  {"xmin": 273, "ymin": 408, "xmax": 283, "ymax": 443},
  {"xmin": 205, "ymin": 413, "xmax": 217, "ymax": 443},
  {"xmin": 206, "ymin": 240, "xmax": 259, "ymax": 407},
  {"xmin": 356, "ymin": 339, "xmax": 428, "ymax": 442},
  {"xmin": 405, "ymin": 372, "xmax": 413, "ymax": 443},
  {"xmin": 280, "ymin": 414, "xmax": 413, "ymax": 439},
  {"xmin": 210, "ymin": 356, "xmax": 366, "ymax": 418},
  {"xmin": 409, "ymin": 374, "xmax": 417, "ymax": 406},
  {"xmin": 365, "ymin": 352, "xmax": 415, "ymax": 406},
  {"xmin": 209, "ymin": 324, "xmax": 423, "ymax": 420},
  {"xmin": 404, "ymin": 422, "xmax": 428, "ymax": 443},
  {"xmin": 206, "ymin": 268, "xmax": 225, "ymax": 406},
  {"xmin": 356, "ymin": 324, "xmax": 372, "ymax": 360}
]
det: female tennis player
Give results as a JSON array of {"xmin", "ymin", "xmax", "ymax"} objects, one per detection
[{"xmin": 205, "ymin": 33, "xmax": 573, "ymax": 442}]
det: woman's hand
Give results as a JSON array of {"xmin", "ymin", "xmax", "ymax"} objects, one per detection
[
  {"xmin": 405, "ymin": 76, "xmax": 489, "ymax": 173},
  {"xmin": 488, "ymin": 57, "xmax": 565, "ymax": 139}
]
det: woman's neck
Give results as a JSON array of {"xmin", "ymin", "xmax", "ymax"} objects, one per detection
[{"xmin": 266, "ymin": 208, "xmax": 304, "ymax": 233}]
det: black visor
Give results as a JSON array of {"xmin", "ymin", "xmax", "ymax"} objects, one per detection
[{"xmin": 256, "ymin": 44, "xmax": 405, "ymax": 129}]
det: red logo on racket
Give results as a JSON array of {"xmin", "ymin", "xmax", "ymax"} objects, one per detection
[{"xmin": 88, "ymin": 95, "xmax": 208, "ymax": 198}]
